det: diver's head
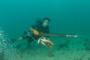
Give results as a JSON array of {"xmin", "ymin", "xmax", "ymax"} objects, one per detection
[{"xmin": 42, "ymin": 17, "xmax": 50, "ymax": 27}]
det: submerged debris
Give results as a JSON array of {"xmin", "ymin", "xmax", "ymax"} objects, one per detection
[
  {"xmin": 58, "ymin": 43, "xmax": 69, "ymax": 50},
  {"xmin": 84, "ymin": 42, "xmax": 90, "ymax": 47},
  {"xmin": 74, "ymin": 54, "xmax": 86, "ymax": 60},
  {"xmin": 79, "ymin": 54, "xmax": 86, "ymax": 60},
  {"xmin": 58, "ymin": 40, "xmax": 71, "ymax": 50},
  {"xmin": 48, "ymin": 52, "xmax": 55, "ymax": 57},
  {"xmin": 85, "ymin": 47, "xmax": 90, "ymax": 51},
  {"xmin": 88, "ymin": 57, "xmax": 90, "ymax": 60},
  {"xmin": 0, "ymin": 56, "xmax": 2, "ymax": 60},
  {"xmin": 83, "ymin": 38, "xmax": 89, "ymax": 42}
]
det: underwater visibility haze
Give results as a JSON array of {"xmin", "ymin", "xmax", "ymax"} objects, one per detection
[{"xmin": 0, "ymin": 0, "xmax": 90, "ymax": 60}]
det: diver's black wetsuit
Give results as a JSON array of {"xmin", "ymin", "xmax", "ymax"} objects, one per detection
[{"xmin": 22, "ymin": 21, "xmax": 50, "ymax": 43}]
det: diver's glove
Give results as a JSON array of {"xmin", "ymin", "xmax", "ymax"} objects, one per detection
[{"xmin": 33, "ymin": 30, "xmax": 39, "ymax": 35}]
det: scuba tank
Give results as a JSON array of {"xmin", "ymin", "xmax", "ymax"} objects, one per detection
[
  {"xmin": 34, "ymin": 18, "xmax": 42, "ymax": 27},
  {"xmin": 36, "ymin": 18, "xmax": 42, "ymax": 24}
]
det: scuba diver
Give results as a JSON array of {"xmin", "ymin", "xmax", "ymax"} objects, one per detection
[
  {"xmin": 17, "ymin": 18, "xmax": 53, "ymax": 56},
  {"xmin": 18, "ymin": 18, "xmax": 50, "ymax": 43},
  {"xmin": 18, "ymin": 17, "xmax": 50, "ymax": 43}
]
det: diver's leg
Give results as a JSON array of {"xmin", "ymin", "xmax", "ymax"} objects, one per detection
[
  {"xmin": 15, "ymin": 36, "xmax": 28, "ymax": 49},
  {"xmin": 25, "ymin": 37, "xmax": 34, "ymax": 49},
  {"xmin": 17, "ymin": 33, "xmax": 29, "ymax": 49},
  {"xmin": 17, "ymin": 37, "xmax": 34, "ymax": 54}
]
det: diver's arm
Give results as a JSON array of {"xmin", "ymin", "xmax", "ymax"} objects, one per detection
[
  {"xmin": 29, "ymin": 27, "xmax": 39, "ymax": 35},
  {"xmin": 18, "ymin": 27, "xmax": 34, "ymax": 40},
  {"xmin": 18, "ymin": 37, "xmax": 23, "ymax": 40},
  {"xmin": 29, "ymin": 27, "xmax": 35, "ymax": 32}
]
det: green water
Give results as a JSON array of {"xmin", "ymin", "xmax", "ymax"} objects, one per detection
[
  {"xmin": 0, "ymin": 0, "xmax": 90, "ymax": 60},
  {"xmin": 0, "ymin": 0, "xmax": 90, "ymax": 37}
]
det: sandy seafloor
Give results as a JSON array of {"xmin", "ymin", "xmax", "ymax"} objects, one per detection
[{"xmin": 2, "ymin": 34, "xmax": 90, "ymax": 60}]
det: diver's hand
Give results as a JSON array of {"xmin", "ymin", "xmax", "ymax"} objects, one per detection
[
  {"xmin": 18, "ymin": 37, "xmax": 23, "ymax": 40},
  {"xmin": 33, "ymin": 30, "xmax": 39, "ymax": 35}
]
